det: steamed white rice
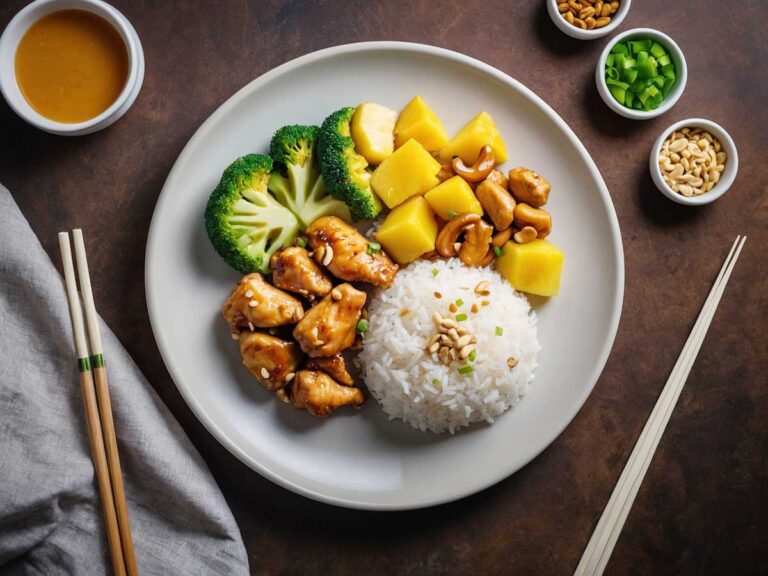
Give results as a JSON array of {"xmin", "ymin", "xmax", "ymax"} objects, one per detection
[{"xmin": 357, "ymin": 258, "xmax": 540, "ymax": 434}]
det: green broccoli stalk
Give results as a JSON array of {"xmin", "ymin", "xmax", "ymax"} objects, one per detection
[
  {"xmin": 318, "ymin": 107, "xmax": 382, "ymax": 221},
  {"xmin": 205, "ymin": 154, "xmax": 300, "ymax": 274},
  {"xmin": 268, "ymin": 124, "xmax": 351, "ymax": 227}
]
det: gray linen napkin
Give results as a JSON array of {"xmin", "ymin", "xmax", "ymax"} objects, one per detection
[{"xmin": 0, "ymin": 184, "xmax": 249, "ymax": 575}]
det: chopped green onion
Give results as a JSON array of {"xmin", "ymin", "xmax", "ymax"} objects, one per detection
[
  {"xmin": 649, "ymin": 42, "xmax": 666, "ymax": 58},
  {"xmin": 605, "ymin": 38, "xmax": 675, "ymax": 111},
  {"xmin": 468, "ymin": 349, "xmax": 477, "ymax": 362},
  {"xmin": 493, "ymin": 245, "xmax": 504, "ymax": 257},
  {"xmin": 455, "ymin": 298, "xmax": 464, "ymax": 307},
  {"xmin": 367, "ymin": 241, "xmax": 381, "ymax": 255},
  {"xmin": 447, "ymin": 209, "xmax": 458, "ymax": 219},
  {"xmin": 455, "ymin": 313, "xmax": 467, "ymax": 322},
  {"xmin": 495, "ymin": 326, "xmax": 503, "ymax": 336},
  {"xmin": 296, "ymin": 236, "xmax": 307, "ymax": 248},
  {"xmin": 458, "ymin": 365, "xmax": 473, "ymax": 375},
  {"xmin": 356, "ymin": 319, "xmax": 368, "ymax": 333},
  {"xmin": 432, "ymin": 378, "xmax": 440, "ymax": 386},
  {"xmin": 432, "ymin": 268, "xmax": 439, "ymax": 276}
]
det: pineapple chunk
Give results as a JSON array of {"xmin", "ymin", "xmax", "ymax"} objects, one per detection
[
  {"xmin": 495, "ymin": 239, "xmax": 564, "ymax": 297},
  {"xmin": 438, "ymin": 111, "xmax": 508, "ymax": 164},
  {"xmin": 351, "ymin": 102, "xmax": 397, "ymax": 165},
  {"xmin": 375, "ymin": 196, "xmax": 437, "ymax": 265},
  {"xmin": 424, "ymin": 176, "xmax": 483, "ymax": 220},
  {"xmin": 394, "ymin": 96, "xmax": 449, "ymax": 152},
  {"xmin": 371, "ymin": 139, "xmax": 441, "ymax": 209}
]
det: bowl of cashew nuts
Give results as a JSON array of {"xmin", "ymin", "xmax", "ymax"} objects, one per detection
[{"xmin": 547, "ymin": 0, "xmax": 632, "ymax": 40}]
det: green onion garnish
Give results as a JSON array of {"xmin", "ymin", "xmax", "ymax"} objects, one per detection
[
  {"xmin": 455, "ymin": 298, "xmax": 463, "ymax": 307},
  {"xmin": 468, "ymin": 349, "xmax": 477, "ymax": 362},
  {"xmin": 432, "ymin": 268, "xmax": 439, "ymax": 277},
  {"xmin": 495, "ymin": 326, "xmax": 503, "ymax": 336},
  {"xmin": 356, "ymin": 319, "xmax": 368, "ymax": 333},
  {"xmin": 458, "ymin": 365, "xmax": 473, "ymax": 375},
  {"xmin": 493, "ymin": 246, "xmax": 504, "ymax": 257},
  {"xmin": 296, "ymin": 236, "xmax": 307, "ymax": 248},
  {"xmin": 367, "ymin": 241, "xmax": 381, "ymax": 255},
  {"xmin": 447, "ymin": 209, "xmax": 458, "ymax": 219},
  {"xmin": 432, "ymin": 378, "xmax": 440, "ymax": 386},
  {"xmin": 455, "ymin": 313, "xmax": 467, "ymax": 321},
  {"xmin": 605, "ymin": 38, "xmax": 675, "ymax": 111}
]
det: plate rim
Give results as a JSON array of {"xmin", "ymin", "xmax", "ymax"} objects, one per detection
[{"xmin": 145, "ymin": 41, "xmax": 625, "ymax": 510}]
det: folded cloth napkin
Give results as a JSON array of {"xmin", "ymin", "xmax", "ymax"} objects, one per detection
[{"xmin": 0, "ymin": 184, "xmax": 249, "ymax": 575}]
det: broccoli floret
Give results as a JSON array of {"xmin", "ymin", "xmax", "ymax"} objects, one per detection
[
  {"xmin": 268, "ymin": 124, "xmax": 351, "ymax": 227},
  {"xmin": 318, "ymin": 107, "xmax": 382, "ymax": 221},
  {"xmin": 204, "ymin": 154, "xmax": 300, "ymax": 274}
]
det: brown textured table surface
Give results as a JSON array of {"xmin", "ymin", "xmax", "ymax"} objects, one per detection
[{"xmin": 1, "ymin": 1, "xmax": 766, "ymax": 574}]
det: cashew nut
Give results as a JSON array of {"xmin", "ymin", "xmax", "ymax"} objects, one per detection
[
  {"xmin": 435, "ymin": 213, "xmax": 481, "ymax": 257},
  {"xmin": 458, "ymin": 220, "xmax": 493, "ymax": 266},
  {"xmin": 513, "ymin": 204, "xmax": 552, "ymax": 239},
  {"xmin": 492, "ymin": 227, "xmax": 513, "ymax": 248},
  {"xmin": 485, "ymin": 169, "xmax": 509, "ymax": 190},
  {"xmin": 452, "ymin": 145, "xmax": 495, "ymax": 182},
  {"xmin": 475, "ymin": 180, "xmax": 516, "ymax": 231},
  {"xmin": 513, "ymin": 226, "xmax": 537, "ymax": 244},
  {"xmin": 508, "ymin": 167, "xmax": 551, "ymax": 208}
]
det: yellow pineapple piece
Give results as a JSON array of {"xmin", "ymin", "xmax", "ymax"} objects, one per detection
[
  {"xmin": 438, "ymin": 111, "xmax": 508, "ymax": 165},
  {"xmin": 424, "ymin": 176, "xmax": 483, "ymax": 220},
  {"xmin": 370, "ymin": 139, "xmax": 441, "ymax": 209},
  {"xmin": 394, "ymin": 96, "xmax": 449, "ymax": 152},
  {"xmin": 351, "ymin": 102, "xmax": 397, "ymax": 165},
  {"xmin": 494, "ymin": 239, "xmax": 564, "ymax": 297},
  {"xmin": 375, "ymin": 196, "xmax": 437, "ymax": 265}
]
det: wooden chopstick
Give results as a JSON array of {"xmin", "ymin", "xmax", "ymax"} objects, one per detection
[
  {"xmin": 71, "ymin": 229, "xmax": 139, "ymax": 576},
  {"xmin": 59, "ymin": 233, "xmax": 127, "ymax": 576},
  {"xmin": 575, "ymin": 235, "xmax": 747, "ymax": 576}
]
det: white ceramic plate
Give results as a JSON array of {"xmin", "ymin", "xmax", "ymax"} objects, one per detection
[{"xmin": 146, "ymin": 42, "xmax": 624, "ymax": 510}]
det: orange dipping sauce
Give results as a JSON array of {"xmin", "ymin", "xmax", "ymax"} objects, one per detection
[{"xmin": 15, "ymin": 10, "xmax": 128, "ymax": 123}]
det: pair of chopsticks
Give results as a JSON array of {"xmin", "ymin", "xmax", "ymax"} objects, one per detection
[
  {"xmin": 59, "ymin": 230, "xmax": 138, "ymax": 576},
  {"xmin": 575, "ymin": 235, "xmax": 747, "ymax": 576}
]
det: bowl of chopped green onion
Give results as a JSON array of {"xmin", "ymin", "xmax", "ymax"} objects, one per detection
[{"xmin": 596, "ymin": 28, "xmax": 687, "ymax": 119}]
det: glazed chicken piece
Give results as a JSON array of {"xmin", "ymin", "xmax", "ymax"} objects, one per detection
[
  {"xmin": 270, "ymin": 246, "xmax": 333, "ymax": 300},
  {"xmin": 239, "ymin": 331, "xmax": 302, "ymax": 391},
  {"xmin": 223, "ymin": 273, "xmax": 304, "ymax": 333},
  {"xmin": 290, "ymin": 370, "xmax": 364, "ymax": 417},
  {"xmin": 304, "ymin": 354, "xmax": 354, "ymax": 386},
  {"xmin": 305, "ymin": 216, "xmax": 398, "ymax": 288},
  {"xmin": 292, "ymin": 283, "xmax": 366, "ymax": 357}
]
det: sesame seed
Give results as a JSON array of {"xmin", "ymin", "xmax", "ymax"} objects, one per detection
[
  {"xmin": 260, "ymin": 367, "xmax": 270, "ymax": 379},
  {"xmin": 230, "ymin": 333, "xmax": 240, "ymax": 340},
  {"xmin": 507, "ymin": 357, "xmax": 518, "ymax": 368},
  {"xmin": 331, "ymin": 288, "xmax": 342, "ymax": 301},
  {"xmin": 248, "ymin": 300, "xmax": 258, "ymax": 308},
  {"xmin": 245, "ymin": 290, "xmax": 254, "ymax": 298},
  {"xmin": 284, "ymin": 372, "xmax": 295, "ymax": 382},
  {"xmin": 434, "ymin": 292, "xmax": 442, "ymax": 299},
  {"xmin": 322, "ymin": 245, "xmax": 334, "ymax": 267},
  {"xmin": 248, "ymin": 322, "xmax": 255, "ymax": 331}
]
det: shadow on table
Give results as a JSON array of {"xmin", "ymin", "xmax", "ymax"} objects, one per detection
[
  {"xmin": 533, "ymin": 1, "xmax": 593, "ymax": 57},
  {"xmin": 633, "ymin": 157, "xmax": 708, "ymax": 227}
]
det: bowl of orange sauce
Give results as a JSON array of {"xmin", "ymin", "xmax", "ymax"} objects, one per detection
[{"xmin": 0, "ymin": 0, "xmax": 143, "ymax": 135}]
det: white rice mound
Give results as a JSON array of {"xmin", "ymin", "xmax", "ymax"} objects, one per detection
[{"xmin": 357, "ymin": 258, "xmax": 540, "ymax": 434}]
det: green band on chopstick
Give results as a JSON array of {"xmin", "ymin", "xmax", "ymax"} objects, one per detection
[
  {"xmin": 77, "ymin": 357, "xmax": 91, "ymax": 372},
  {"xmin": 90, "ymin": 354, "xmax": 105, "ymax": 368}
]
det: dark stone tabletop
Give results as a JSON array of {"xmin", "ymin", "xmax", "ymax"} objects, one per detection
[{"xmin": 1, "ymin": 1, "xmax": 765, "ymax": 574}]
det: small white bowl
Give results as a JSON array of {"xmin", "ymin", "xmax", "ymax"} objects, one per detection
[
  {"xmin": 0, "ymin": 0, "xmax": 144, "ymax": 136},
  {"xmin": 595, "ymin": 28, "xmax": 687, "ymax": 120},
  {"xmin": 649, "ymin": 118, "xmax": 738, "ymax": 206},
  {"xmin": 547, "ymin": 0, "xmax": 631, "ymax": 40}
]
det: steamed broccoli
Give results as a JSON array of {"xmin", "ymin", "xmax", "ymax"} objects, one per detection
[
  {"xmin": 318, "ymin": 107, "xmax": 382, "ymax": 221},
  {"xmin": 205, "ymin": 154, "xmax": 300, "ymax": 274},
  {"xmin": 268, "ymin": 124, "xmax": 351, "ymax": 227}
]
